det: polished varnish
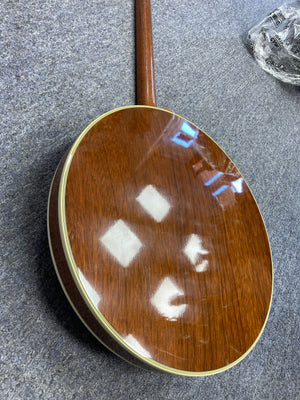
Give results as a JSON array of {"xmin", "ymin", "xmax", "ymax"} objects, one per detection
[{"xmin": 48, "ymin": 0, "xmax": 272, "ymax": 375}]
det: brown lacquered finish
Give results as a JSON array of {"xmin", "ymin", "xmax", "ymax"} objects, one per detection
[
  {"xmin": 48, "ymin": 107, "xmax": 272, "ymax": 374},
  {"xmin": 136, "ymin": 0, "xmax": 157, "ymax": 106},
  {"xmin": 48, "ymin": 151, "xmax": 157, "ymax": 371},
  {"xmin": 48, "ymin": 0, "xmax": 272, "ymax": 375}
]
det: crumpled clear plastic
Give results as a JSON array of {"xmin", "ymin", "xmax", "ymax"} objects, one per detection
[{"xmin": 245, "ymin": 1, "xmax": 300, "ymax": 85}]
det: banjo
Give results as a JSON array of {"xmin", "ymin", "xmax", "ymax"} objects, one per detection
[{"xmin": 48, "ymin": 0, "xmax": 273, "ymax": 375}]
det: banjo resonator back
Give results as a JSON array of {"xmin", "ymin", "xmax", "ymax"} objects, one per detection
[{"xmin": 48, "ymin": 106, "xmax": 273, "ymax": 375}]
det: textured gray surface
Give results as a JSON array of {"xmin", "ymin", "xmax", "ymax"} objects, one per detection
[{"xmin": 1, "ymin": 0, "xmax": 299, "ymax": 399}]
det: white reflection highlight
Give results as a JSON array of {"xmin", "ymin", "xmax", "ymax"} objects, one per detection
[
  {"xmin": 136, "ymin": 185, "xmax": 171, "ymax": 222},
  {"xmin": 151, "ymin": 277, "xmax": 187, "ymax": 321},
  {"xmin": 77, "ymin": 268, "xmax": 101, "ymax": 307},
  {"xmin": 231, "ymin": 177, "xmax": 243, "ymax": 193},
  {"xmin": 123, "ymin": 334, "xmax": 152, "ymax": 359},
  {"xmin": 196, "ymin": 260, "xmax": 209, "ymax": 273},
  {"xmin": 100, "ymin": 220, "xmax": 142, "ymax": 267},
  {"xmin": 184, "ymin": 234, "xmax": 208, "ymax": 264}
]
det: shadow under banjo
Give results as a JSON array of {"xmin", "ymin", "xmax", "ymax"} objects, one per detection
[{"xmin": 48, "ymin": 0, "xmax": 273, "ymax": 375}]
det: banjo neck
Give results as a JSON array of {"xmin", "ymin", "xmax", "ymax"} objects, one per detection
[{"xmin": 136, "ymin": 0, "xmax": 157, "ymax": 106}]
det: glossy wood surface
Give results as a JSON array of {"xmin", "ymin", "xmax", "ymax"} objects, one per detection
[
  {"xmin": 136, "ymin": 0, "xmax": 157, "ymax": 106},
  {"xmin": 48, "ymin": 153, "xmax": 157, "ymax": 371},
  {"xmin": 53, "ymin": 106, "xmax": 272, "ymax": 374}
]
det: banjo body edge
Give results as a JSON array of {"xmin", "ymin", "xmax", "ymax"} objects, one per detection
[{"xmin": 47, "ymin": 105, "xmax": 273, "ymax": 375}]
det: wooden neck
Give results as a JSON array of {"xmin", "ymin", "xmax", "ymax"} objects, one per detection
[{"xmin": 136, "ymin": 0, "xmax": 157, "ymax": 107}]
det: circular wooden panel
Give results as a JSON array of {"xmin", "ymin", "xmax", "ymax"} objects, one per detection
[{"xmin": 51, "ymin": 106, "xmax": 272, "ymax": 375}]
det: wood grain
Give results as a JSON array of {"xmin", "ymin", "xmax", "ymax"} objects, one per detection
[
  {"xmin": 136, "ymin": 0, "xmax": 157, "ymax": 106},
  {"xmin": 48, "ymin": 153, "xmax": 158, "ymax": 371},
  {"xmin": 48, "ymin": 106, "xmax": 272, "ymax": 374}
]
